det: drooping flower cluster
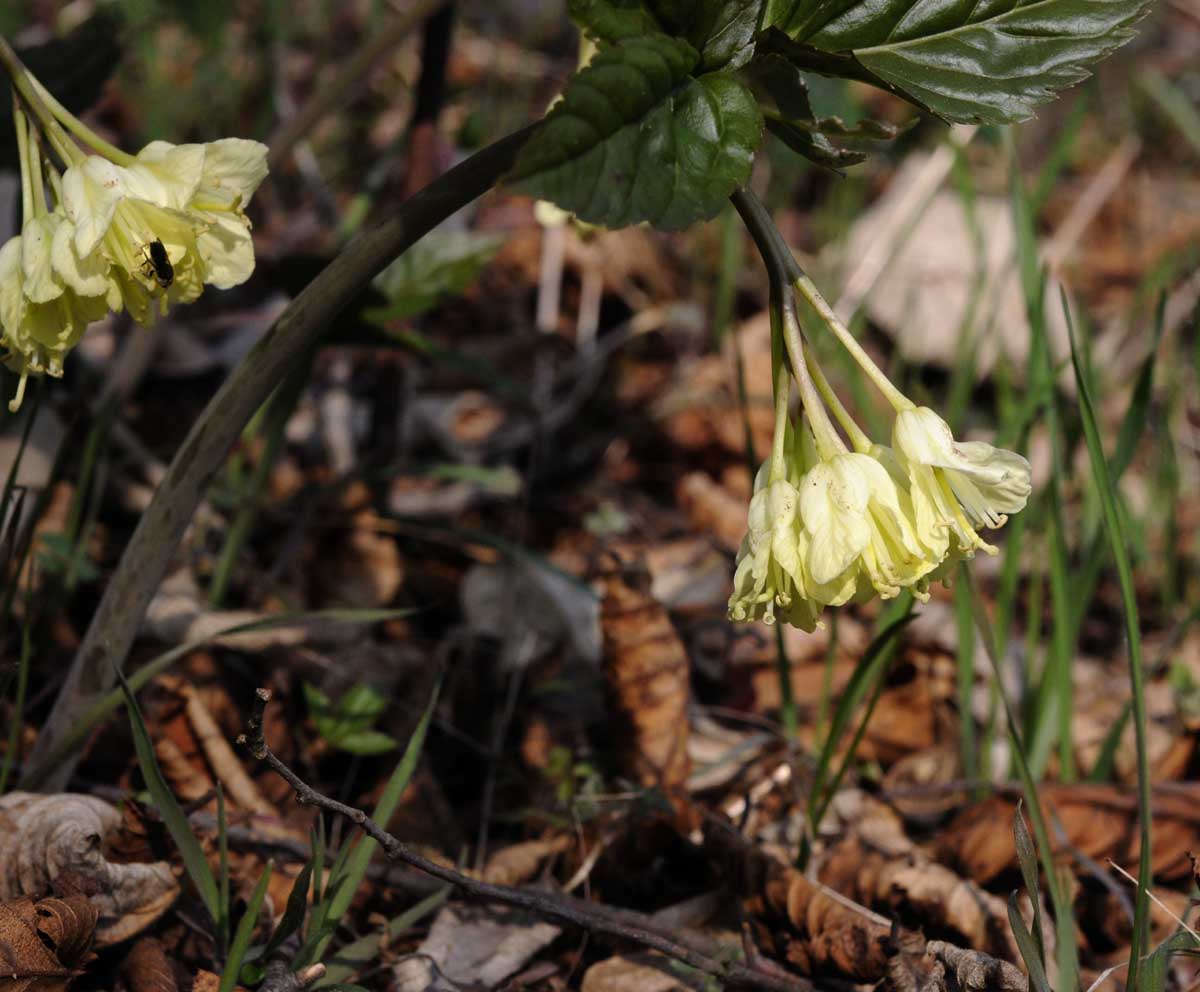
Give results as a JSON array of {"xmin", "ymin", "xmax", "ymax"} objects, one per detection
[
  {"xmin": 729, "ymin": 279, "xmax": 1032, "ymax": 630},
  {"xmin": 0, "ymin": 44, "xmax": 268, "ymax": 411}
]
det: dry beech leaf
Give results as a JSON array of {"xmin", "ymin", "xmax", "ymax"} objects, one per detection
[
  {"xmin": 120, "ymin": 938, "xmax": 179, "ymax": 992},
  {"xmin": 940, "ymin": 784, "xmax": 1200, "ymax": 883},
  {"xmin": 926, "ymin": 940, "xmax": 1026, "ymax": 992},
  {"xmin": 392, "ymin": 904, "xmax": 560, "ymax": 992},
  {"xmin": 480, "ymin": 836, "xmax": 571, "ymax": 888},
  {"xmin": 600, "ymin": 563, "xmax": 691, "ymax": 815},
  {"xmin": 0, "ymin": 895, "xmax": 98, "ymax": 992},
  {"xmin": 581, "ymin": 952, "xmax": 705, "ymax": 992},
  {"xmin": 0, "ymin": 793, "xmax": 178, "ymax": 946}
]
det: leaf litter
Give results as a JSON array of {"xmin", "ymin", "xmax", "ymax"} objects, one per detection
[{"xmin": 1, "ymin": 6, "xmax": 1199, "ymax": 992}]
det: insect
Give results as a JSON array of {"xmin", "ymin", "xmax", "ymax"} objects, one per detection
[{"xmin": 138, "ymin": 239, "xmax": 174, "ymax": 289}]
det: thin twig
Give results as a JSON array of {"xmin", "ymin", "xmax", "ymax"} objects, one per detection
[
  {"xmin": 24, "ymin": 124, "xmax": 538, "ymax": 792},
  {"xmin": 242, "ymin": 689, "xmax": 812, "ymax": 992}
]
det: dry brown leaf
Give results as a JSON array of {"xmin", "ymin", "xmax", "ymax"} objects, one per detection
[
  {"xmin": 182, "ymin": 685, "xmax": 276, "ymax": 819},
  {"xmin": 481, "ymin": 836, "xmax": 571, "ymax": 888},
  {"xmin": 821, "ymin": 837, "xmax": 1018, "ymax": 963},
  {"xmin": 784, "ymin": 873, "xmax": 891, "ymax": 981},
  {"xmin": 0, "ymin": 793, "xmax": 177, "ymax": 946},
  {"xmin": 0, "ymin": 896, "xmax": 97, "ymax": 992},
  {"xmin": 581, "ymin": 952, "xmax": 704, "ymax": 992},
  {"xmin": 600, "ymin": 564, "xmax": 691, "ymax": 815},
  {"xmin": 120, "ymin": 938, "xmax": 179, "ymax": 992},
  {"xmin": 392, "ymin": 904, "xmax": 560, "ymax": 992},
  {"xmin": 675, "ymin": 473, "xmax": 748, "ymax": 553},
  {"xmin": 940, "ymin": 784, "xmax": 1200, "ymax": 883},
  {"xmin": 154, "ymin": 738, "xmax": 216, "ymax": 810},
  {"xmin": 314, "ymin": 510, "xmax": 404, "ymax": 609}
]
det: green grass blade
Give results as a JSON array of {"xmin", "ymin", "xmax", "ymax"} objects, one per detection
[
  {"xmin": 1088, "ymin": 699, "xmax": 1132, "ymax": 782},
  {"xmin": 217, "ymin": 785, "xmax": 230, "ymax": 956},
  {"xmin": 0, "ymin": 601, "xmax": 33, "ymax": 795},
  {"xmin": 1013, "ymin": 804, "xmax": 1046, "ymax": 968},
  {"xmin": 1138, "ymin": 69, "xmax": 1200, "ymax": 159},
  {"xmin": 118, "ymin": 668, "xmax": 221, "ymax": 923},
  {"xmin": 318, "ymin": 887, "xmax": 450, "ymax": 987},
  {"xmin": 954, "ymin": 571, "xmax": 979, "ymax": 792},
  {"xmin": 302, "ymin": 676, "xmax": 442, "ymax": 964},
  {"xmin": 964, "ymin": 565, "xmax": 1079, "ymax": 991},
  {"xmin": 265, "ymin": 858, "xmax": 314, "ymax": 958},
  {"xmin": 1064, "ymin": 290, "xmax": 1153, "ymax": 987},
  {"xmin": 1008, "ymin": 891, "xmax": 1053, "ymax": 992},
  {"xmin": 806, "ymin": 606, "xmax": 914, "ymax": 836},
  {"xmin": 26, "ymin": 608, "xmax": 415, "ymax": 786},
  {"xmin": 220, "ymin": 861, "xmax": 274, "ymax": 992}
]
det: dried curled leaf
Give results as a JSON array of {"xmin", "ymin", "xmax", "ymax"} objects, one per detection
[
  {"xmin": 0, "ymin": 793, "xmax": 178, "ymax": 945},
  {"xmin": 600, "ymin": 563, "xmax": 692, "ymax": 815},
  {"xmin": 0, "ymin": 895, "xmax": 98, "ymax": 992},
  {"xmin": 120, "ymin": 938, "xmax": 179, "ymax": 992}
]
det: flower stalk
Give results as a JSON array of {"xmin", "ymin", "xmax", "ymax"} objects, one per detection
[{"xmin": 727, "ymin": 189, "xmax": 1032, "ymax": 630}]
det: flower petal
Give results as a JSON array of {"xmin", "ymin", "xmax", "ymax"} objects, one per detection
[{"xmin": 63, "ymin": 156, "xmax": 128, "ymax": 256}]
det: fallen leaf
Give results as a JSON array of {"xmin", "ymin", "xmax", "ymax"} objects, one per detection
[
  {"xmin": 120, "ymin": 938, "xmax": 179, "ymax": 992},
  {"xmin": 581, "ymin": 952, "xmax": 706, "ymax": 992},
  {"xmin": 481, "ymin": 836, "xmax": 571, "ymax": 888},
  {"xmin": 600, "ymin": 562, "xmax": 692, "ymax": 816},
  {"xmin": 0, "ymin": 793, "xmax": 178, "ymax": 946},
  {"xmin": 940, "ymin": 784, "xmax": 1200, "ymax": 883},
  {"xmin": 0, "ymin": 896, "xmax": 97, "ymax": 992},
  {"xmin": 391, "ymin": 904, "xmax": 560, "ymax": 992}
]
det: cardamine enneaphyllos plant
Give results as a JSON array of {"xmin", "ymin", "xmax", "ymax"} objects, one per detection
[
  {"xmin": 501, "ymin": 0, "xmax": 1149, "ymax": 627},
  {"xmin": 0, "ymin": 37, "xmax": 267, "ymax": 411}
]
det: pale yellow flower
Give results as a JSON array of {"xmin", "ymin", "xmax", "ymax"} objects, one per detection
[
  {"xmin": 60, "ymin": 138, "xmax": 268, "ymax": 324},
  {"xmin": 0, "ymin": 231, "xmax": 108, "ymax": 410},
  {"xmin": 893, "ymin": 406, "xmax": 1032, "ymax": 555}
]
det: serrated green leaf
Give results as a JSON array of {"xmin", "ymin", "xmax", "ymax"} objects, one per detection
[
  {"xmin": 569, "ymin": 0, "xmax": 663, "ymax": 42},
  {"xmin": 648, "ymin": 0, "xmax": 763, "ymax": 68},
  {"xmin": 509, "ymin": 35, "xmax": 763, "ymax": 230},
  {"xmin": 752, "ymin": 53, "xmax": 868, "ymax": 169},
  {"xmin": 800, "ymin": 0, "xmax": 1154, "ymax": 125}
]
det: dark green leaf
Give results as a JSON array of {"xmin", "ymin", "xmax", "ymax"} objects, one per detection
[
  {"xmin": 509, "ymin": 35, "xmax": 763, "ymax": 230},
  {"xmin": 568, "ymin": 0, "xmax": 662, "ymax": 42},
  {"xmin": 799, "ymin": 0, "xmax": 1154, "ymax": 125},
  {"xmin": 648, "ymin": 0, "xmax": 763, "ymax": 68}
]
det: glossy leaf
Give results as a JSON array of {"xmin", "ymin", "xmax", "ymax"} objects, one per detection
[
  {"xmin": 572, "ymin": 0, "xmax": 762, "ymax": 68},
  {"xmin": 509, "ymin": 35, "xmax": 763, "ymax": 230},
  {"xmin": 792, "ymin": 0, "xmax": 1154, "ymax": 125},
  {"xmin": 568, "ymin": 0, "xmax": 662, "ymax": 42}
]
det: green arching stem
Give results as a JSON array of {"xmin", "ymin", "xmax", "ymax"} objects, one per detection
[
  {"xmin": 26, "ymin": 120, "xmax": 46, "ymax": 217},
  {"xmin": 0, "ymin": 36, "xmax": 85, "ymax": 168},
  {"xmin": 781, "ymin": 298, "xmax": 844, "ymax": 461},
  {"xmin": 805, "ymin": 344, "xmax": 872, "ymax": 454},
  {"xmin": 767, "ymin": 307, "xmax": 791, "ymax": 484},
  {"xmin": 28, "ymin": 73, "xmax": 133, "ymax": 166},
  {"xmin": 13, "ymin": 99, "xmax": 32, "ymax": 222},
  {"xmin": 792, "ymin": 272, "xmax": 913, "ymax": 413}
]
